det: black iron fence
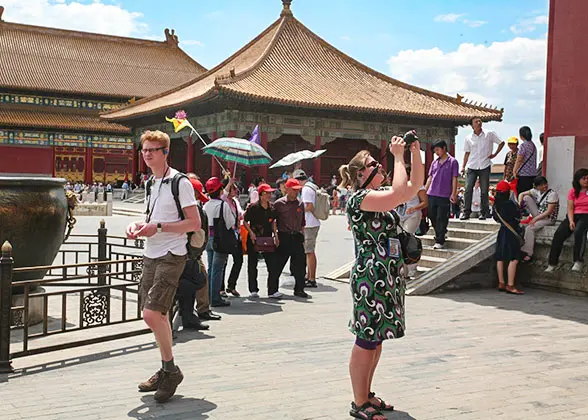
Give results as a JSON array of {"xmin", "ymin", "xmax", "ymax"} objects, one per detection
[{"xmin": 0, "ymin": 220, "xmax": 149, "ymax": 373}]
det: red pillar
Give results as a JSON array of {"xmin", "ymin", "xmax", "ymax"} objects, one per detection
[
  {"xmin": 131, "ymin": 143, "xmax": 137, "ymax": 182},
  {"xmin": 211, "ymin": 131, "xmax": 220, "ymax": 178},
  {"xmin": 314, "ymin": 136, "xmax": 321, "ymax": 185},
  {"xmin": 425, "ymin": 145, "xmax": 434, "ymax": 178},
  {"xmin": 186, "ymin": 135, "xmax": 194, "ymax": 173},
  {"xmin": 380, "ymin": 140, "xmax": 388, "ymax": 172},
  {"xmin": 84, "ymin": 146, "xmax": 93, "ymax": 184},
  {"xmin": 52, "ymin": 146, "xmax": 56, "ymax": 177},
  {"xmin": 449, "ymin": 142, "xmax": 455, "ymax": 157},
  {"xmin": 260, "ymin": 131, "xmax": 269, "ymax": 180}
]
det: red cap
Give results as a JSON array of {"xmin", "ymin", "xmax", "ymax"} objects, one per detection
[
  {"xmin": 495, "ymin": 180, "xmax": 511, "ymax": 193},
  {"xmin": 205, "ymin": 177, "xmax": 223, "ymax": 194},
  {"xmin": 190, "ymin": 178, "xmax": 209, "ymax": 203},
  {"xmin": 257, "ymin": 183, "xmax": 276, "ymax": 194},
  {"xmin": 285, "ymin": 178, "xmax": 303, "ymax": 190}
]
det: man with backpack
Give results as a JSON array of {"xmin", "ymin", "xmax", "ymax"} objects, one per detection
[
  {"xmin": 294, "ymin": 169, "xmax": 327, "ymax": 288},
  {"xmin": 125, "ymin": 130, "xmax": 200, "ymax": 403}
]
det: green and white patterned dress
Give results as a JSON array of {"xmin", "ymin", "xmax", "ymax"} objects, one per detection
[{"xmin": 347, "ymin": 188, "xmax": 406, "ymax": 342}]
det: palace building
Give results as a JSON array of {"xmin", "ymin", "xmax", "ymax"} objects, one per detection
[
  {"xmin": 0, "ymin": 6, "xmax": 205, "ymax": 184},
  {"xmin": 102, "ymin": 0, "xmax": 503, "ymax": 186}
]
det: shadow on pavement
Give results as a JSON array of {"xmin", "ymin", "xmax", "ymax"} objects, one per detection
[
  {"xmin": 214, "ymin": 298, "xmax": 285, "ymax": 316},
  {"xmin": 6, "ymin": 342, "xmax": 157, "ymax": 380},
  {"xmin": 173, "ymin": 331, "xmax": 216, "ymax": 344},
  {"xmin": 430, "ymin": 288, "xmax": 588, "ymax": 325},
  {"xmin": 387, "ymin": 411, "xmax": 418, "ymax": 419},
  {"xmin": 128, "ymin": 395, "xmax": 217, "ymax": 419}
]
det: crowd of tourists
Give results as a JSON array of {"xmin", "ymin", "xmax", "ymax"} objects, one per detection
[{"xmin": 122, "ymin": 123, "xmax": 587, "ymax": 418}]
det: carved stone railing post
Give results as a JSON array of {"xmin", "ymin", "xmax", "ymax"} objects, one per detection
[{"xmin": 0, "ymin": 241, "xmax": 14, "ymax": 373}]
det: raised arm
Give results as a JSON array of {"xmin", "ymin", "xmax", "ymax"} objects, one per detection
[{"xmin": 360, "ymin": 138, "xmax": 425, "ymax": 212}]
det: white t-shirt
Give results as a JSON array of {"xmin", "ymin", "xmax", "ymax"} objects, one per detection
[
  {"xmin": 464, "ymin": 130, "xmax": 503, "ymax": 170},
  {"xmin": 144, "ymin": 168, "xmax": 198, "ymax": 259},
  {"xmin": 396, "ymin": 187, "xmax": 425, "ymax": 221},
  {"xmin": 301, "ymin": 183, "xmax": 320, "ymax": 228},
  {"xmin": 203, "ymin": 197, "xmax": 237, "ymax": 230},
  {"xmin": 249, "ymin": 189, "xmax": 259, "ymax": 205}
]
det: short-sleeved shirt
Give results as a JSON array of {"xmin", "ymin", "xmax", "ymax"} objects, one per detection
[
  {"xmin": 568, "ymin": 188, "xmax": 588, "ymax": 214},
  {"xmin": 244, "ymin": 202, "xmax": 277, "ymax": 237},
  {"xmin": 464, "ymin": 130, "xmax": 502, "ymax": 170},
  {"xmin": 530, "ymin": 188, "xmax": 560, "ymax": 222},
  {"xmin": 274, "ymin": 197, "xmax": 305, "ymax": 234},
  {"xmin": 517, "ymin": 140, "xmax": 537, "ymax": 177},
  {"xmin": 301, "ymin": 183, "xmax": 320, "ymax": 228},
  {"xmin": 427, "ymin": 154, "xmax": 459, "ymax": 198},
  {"xmin": 144, "ymin": 168, "xmax": 198, "ymax": 259}
]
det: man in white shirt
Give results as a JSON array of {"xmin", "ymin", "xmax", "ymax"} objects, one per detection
[
  {"xmin": 126, "ymin": 130, "xmax": 200, "ymax": 403},
  {"xmin": 461, "ymin": 117, "xmax": 505, "ymax": 220},
  {"xmin": 294, "ymin": 169, "xmax": 320, "ymax": 288}
]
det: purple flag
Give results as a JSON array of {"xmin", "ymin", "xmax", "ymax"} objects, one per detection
[{"xmin": 249, "ymin": 125, "xmax": 260, "ymax": 144}]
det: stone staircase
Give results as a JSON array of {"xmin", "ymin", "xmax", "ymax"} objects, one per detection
[
  {"xmin": 324, "ymin": 218, "xmax": 500, "ymax": 294},
  {"xmin": 112, "ymin": 207, "xmax": 144, "ymax": 217}
]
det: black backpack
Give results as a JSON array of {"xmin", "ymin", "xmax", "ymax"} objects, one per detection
[{"xmin": 145, "ymin": 172, "xmax": 207, "ymax": 260}]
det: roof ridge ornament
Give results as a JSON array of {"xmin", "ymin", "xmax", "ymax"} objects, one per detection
[
  {"xmin": 164, "ymin": 28, "xmax": 179, "ymax": 46},
  {"xmin": 281, "ymin": 0, "xmax": 293, "ymax": 17}
]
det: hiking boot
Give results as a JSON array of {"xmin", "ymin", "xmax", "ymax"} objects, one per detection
[
  {"xmin": 138, "ymin": 369, "xmax": 164, "ymax": 392},
  {"xmin": 154, "ymin": 367, "xmax": 184, "ymax": 403}
]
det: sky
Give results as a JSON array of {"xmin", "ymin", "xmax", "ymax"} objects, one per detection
[{"xmin": 2, "ymin": 0, "xmax": 550, "ymax": 164}]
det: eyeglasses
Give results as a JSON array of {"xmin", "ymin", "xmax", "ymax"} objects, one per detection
[{"xmin": 141, "ymin": 146, "xmax": 166, "ymax": 154}]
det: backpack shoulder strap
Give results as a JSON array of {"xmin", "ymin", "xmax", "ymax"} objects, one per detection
[
  {"xmin": 171, "ymin": 172, "xmax": 188, "ymax": 220},
  {"xmin": 144, "ymin": 175, "xmax": 155, "ymax": 216}
]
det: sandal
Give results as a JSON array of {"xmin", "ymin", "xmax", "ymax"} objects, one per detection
[
  {"xmin": 350, "ymin": 401, "xmax": 386, "ymax": 419},
  {"xmin": 522, "ymin": 255, "xmax": 533, "ymax": 263},
  {"xmin": 226, "ymin": 288, "xmax": 240, "ymax": 297},
  {"xmin": 368, "ymin": 392, "xmax": 394, "ymax": 411},
  {"xmin": 506, "ymin": 285, "xmax": 524, "ymax": 295},
  {"xmin": 497, "ymin": 282, "xmax": 506, "ymax": 292}
]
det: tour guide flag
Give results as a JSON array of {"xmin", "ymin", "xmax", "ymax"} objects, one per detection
[
  {"xmin": 165, "ymin": 110, "xmax": 195, "ymax": 133},
  {"xmin": 249, "ymin": 124, "xmax": 260, "ymax": 144}
]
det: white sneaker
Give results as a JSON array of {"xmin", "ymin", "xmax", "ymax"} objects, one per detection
[
  {"xmin": 249, "ymin": 292, "xmax": 259, "ymax": 298},
  {"xmin": 545, "ymin": 265, "xmax": 557, "ymax": 273},
  {"xmin": 572, "ymin": 262, "xmax": 584, "ymax": 272},
  {"xmin": 269, "ymin": 292, "xmax": 284, "ymax": 299},
  {"xmin": 433, "ymin": 243, "xmax": 444, "ymax": 250}
]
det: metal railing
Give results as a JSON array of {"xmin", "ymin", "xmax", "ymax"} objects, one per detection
[{"xmin": 0, "ymin": 221, "xmax": 149, "ymax": 373}]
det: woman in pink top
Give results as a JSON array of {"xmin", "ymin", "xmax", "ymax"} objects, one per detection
[{"xmin": 546, "ymin": 168, "xmax": 588, "ymax": 272}]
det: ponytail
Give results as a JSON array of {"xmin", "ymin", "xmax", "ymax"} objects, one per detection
[{"xmin": 338, "ymin": 164, "xmax": 351, "ymax": 189}]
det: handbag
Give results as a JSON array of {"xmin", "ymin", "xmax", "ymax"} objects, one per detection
[
  {"xmin": 254, "ymin": 236, "xmax": 276, "ymax": 253},
  {"xmin": 495, "ymin": 209, "xmax": 525, "ymax": 247},
  {"xmin": 397, "ymin": 225, "xmax": 422, "ymax": 264},
  {"xmin": 213, "ymin": 201, "xmax": 239, "ymax": 254}
]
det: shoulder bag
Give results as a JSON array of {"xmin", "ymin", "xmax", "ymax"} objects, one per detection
[
  {"xmin": 213, "ymin": 201, "xmax": 239, "ymax": 254},
  {"xmin": 495, "ymin": 209, "xmax": 525, "ymax": 247}
]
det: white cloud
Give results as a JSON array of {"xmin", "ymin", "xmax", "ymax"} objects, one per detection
[
  {"xmin": 181, "ymin": 40, "xmax": 204, "ymax": 47},
  {"xmin": 1, "ymin": 0, "xmax": 147, "ymax": 37},
  {"xmin": 387, "ymin": 37, "xmax": 547, "ymax": 162},
  {"xmin": 434, "ymin": 13, "xmax": 464, "ymax": 23},
  {"xmin": 510, "ymin": 15, "xmax": 548, "ymax": 34},
  {"xmin": 463, "ymin": 19, "xmax": 487, "ymax": 28}
]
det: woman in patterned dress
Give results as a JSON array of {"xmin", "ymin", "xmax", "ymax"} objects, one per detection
[{"xmin": 339, "ymin": 137, "xmax": 424, "ymax": 420}]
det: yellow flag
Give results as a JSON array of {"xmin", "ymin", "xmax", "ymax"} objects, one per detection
[{"xmin": 165, "ymin": 117, "xmax": 194, "ymax": 133}]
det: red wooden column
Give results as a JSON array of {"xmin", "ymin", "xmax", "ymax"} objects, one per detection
[
  {"xmin": 186, "ymin": 135, "xmax": 194, "ymax": 173},
  {"xmin": 380, "ymin": 140, "xmax": 388, "ymax": 172},
  {"xmin": 211, "ymin": 131, "xmax": 220, "ymax": 178},
  {"xmin": 84, "ymin": 146, "xmax": 93, "ymax": 184},
  {"xmin": 260, "ymin": 131, "xmax": 269, "ymax": 180},
  {"xmin": 314, "ymin": 136, "xmax": 322, "ymax": 185},
  {"xmin": 425, "ymin": 144, "xmax": 434, "ymax": 177},
  {"xmin": 131, "ymin": 143, "xmax": 137, "ymax": 182},
  {"xmin": 52, "ymin": 146, "xmax": 57, "ymax": 177},
  {"xmin": 449, "ymin": 142, "xmax": 455, "ymax": 157}
]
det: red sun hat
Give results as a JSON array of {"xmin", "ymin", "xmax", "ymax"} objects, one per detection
[
  {"xmin": 205, "ymin": 177, "xmax": 223, "ymax": 194},
  {"xmin": 285, "ymin": 178, "xmax": 303, "ymax": 190},
  {"xmin": 257, "ymin": 183, "xmax": 276, "ymax": 194},
  {"xmin": 495, "ymin": 180, "xmax": 511, "ymax": 193},
  {"xmin": 190, "ymin": 178, "xmax": 209, "ymax": 203}
]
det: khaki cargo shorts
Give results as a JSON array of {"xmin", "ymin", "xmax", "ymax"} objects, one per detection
[
  {"xmin": 139, "ymin": 252, "xmax": 187, "ymax": 314},
  {"xmin": 304, "ymin": 226, "xmax": 320, "ymax": 253}
]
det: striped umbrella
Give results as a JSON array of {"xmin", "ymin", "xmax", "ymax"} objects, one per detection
[{"xmin": 202, "ymin": 137, "xmax": 272, "ymax": 166}]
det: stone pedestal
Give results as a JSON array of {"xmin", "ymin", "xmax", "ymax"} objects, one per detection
[{"xmin": 11, "ymin": 287, "xmax": 45, "ymax": 327}]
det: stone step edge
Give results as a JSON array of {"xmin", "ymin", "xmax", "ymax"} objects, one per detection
[{"xmin": 407, "ymin": 231, "xmax": 498, "ymax": 296}]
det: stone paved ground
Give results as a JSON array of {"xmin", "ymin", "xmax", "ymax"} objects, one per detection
[{"xmin": 2, "ymin": 215, "xmax": 588, "ymax": 419}]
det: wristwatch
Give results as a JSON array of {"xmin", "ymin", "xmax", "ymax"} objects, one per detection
[{"xmin": 157, "ymin": 222, "xmax": 163, "ymax": 233}]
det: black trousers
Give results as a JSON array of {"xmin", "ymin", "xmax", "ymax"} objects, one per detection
[
  {"xmin": 271, "ymin": 232, "xmax": 307, "ymax": 292},
  {"xmin": 517, "ymin": 176, "xmax": 535, "ymax": 197},
  {"xmin": 246, "ymin": 239, "xmax": 278, "ymax": 294},
  {"xmin": 428, "ymin": 195, "xmax": 450, "ymax": 245},
  {"xmin": 548, "ymin": 214, "xmax": 588, "ymax": 265},
  {"xmin": 226, "ymin": 248, "xmax": 243, "ymax": 290}
]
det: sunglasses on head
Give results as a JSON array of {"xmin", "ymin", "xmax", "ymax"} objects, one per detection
[{"xmin": 365, "ymin": 161, "xmax": 380, "ymax": 169}]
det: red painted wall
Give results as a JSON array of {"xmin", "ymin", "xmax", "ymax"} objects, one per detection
[
  {"xmin": 0, "ymin": 146, "xmax": 53, "ymax": 175},
  {"xmin": 546, "ymin": 0, "xmax": 588, "ymax": 137}
]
